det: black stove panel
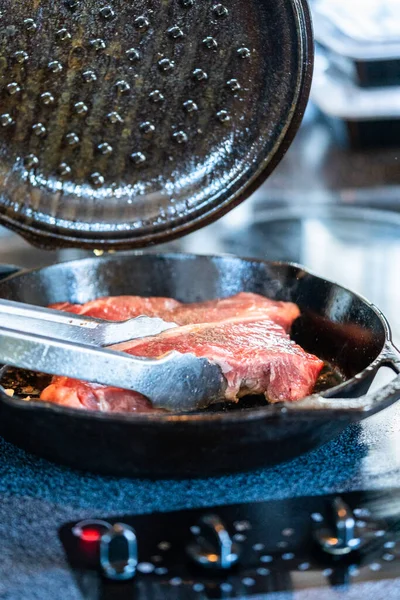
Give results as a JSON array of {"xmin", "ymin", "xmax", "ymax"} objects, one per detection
[{"xmin": 60, "ymin": 489, "xmax": 400, "ymax": 599}]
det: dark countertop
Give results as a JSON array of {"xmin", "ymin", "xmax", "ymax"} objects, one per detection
[{"xmin": 1, "ymin": 109, "xmax": 400, "ymax": 599}]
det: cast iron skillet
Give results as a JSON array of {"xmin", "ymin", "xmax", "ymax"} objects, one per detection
[{"xmin": 0, "ymin": 252, "xmax": 399, "ymax": 478}]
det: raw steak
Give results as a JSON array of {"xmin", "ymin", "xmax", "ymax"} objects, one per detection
[
  {"xmin": 40, "ymin": 376, "xmax": 153, "ymax": 413},
  {"xmin": 50, "ymin": 296, "xmax": 181, "ymax": 321},
  {"xmin": 50, "ymin": 292, "xmax": 300, "ymax": 331},
  {"xmin": 39, "ymin": 315, "xmax": 323, "ymax": 411},
  {"xmin": 112, "ymin": 317, "xmax": 323, "ymax": 403},
  {"xmin": 166, "ymin": 292, "xmax": 300, "ymax": 331}
]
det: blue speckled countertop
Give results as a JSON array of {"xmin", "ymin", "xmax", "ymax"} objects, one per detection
[{"xmin": 1, "ymin": 396, "xmax": 400, "ymax": 600}]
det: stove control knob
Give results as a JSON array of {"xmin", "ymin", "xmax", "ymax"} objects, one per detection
[
  {"xmin": 187, "ymin": 514, "xmax": 240, "ymax": 569},
  {"xmin": 315, "ymin": 497, "xmax": 362, "ymax": 556},
  {"xmin": 100, "ymin": 523, "xmax": 138, "ymax": 581}
]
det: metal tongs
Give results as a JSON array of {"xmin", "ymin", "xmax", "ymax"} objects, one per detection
[{"xmin": 0, "ymin": 300, "xmax": 225, "ymax": 411}]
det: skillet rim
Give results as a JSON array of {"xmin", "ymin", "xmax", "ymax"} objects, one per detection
[{"xmin": 0, "ymin": 251, "xmax": 393, "ymax": 424}]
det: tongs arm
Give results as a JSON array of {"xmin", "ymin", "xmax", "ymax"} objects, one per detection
[
  {"xmin": 0, "ymin": 299, "xmax": 176, "ymax": 346},
  {"xmin": 0, "ymin": 327, "xmax": 225, "ymax": 411}
]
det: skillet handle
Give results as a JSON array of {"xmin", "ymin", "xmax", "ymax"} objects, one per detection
[
  {"xmin": 284, "ymin": 342, "xmax": 400, "ymax": 417},
  {"xmin": 0, "ymin": 264, "xmax": 21, "ymax": 281}
]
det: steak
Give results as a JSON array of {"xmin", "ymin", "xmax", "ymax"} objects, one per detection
[
  {"xmin": 165, "ymin": 292, "xmax": 300, "ymax": 331},
  {"xmin": 50, "ymin": 292, "xmax": 300, "ymax": 331},
  {"xmin": 40, "ymin": 376, "xmax": 154, "ymax": 413},
  {"xmin": 39, "ymin": 292, "xmax": 323, "ymax": 412},
  {"xmin": 50, "ymin": 296, "xmax": 181, "ymax": 321},
  {"xmin": 113, "ymin": 317, "xmax": 324, "ymax": 403}
]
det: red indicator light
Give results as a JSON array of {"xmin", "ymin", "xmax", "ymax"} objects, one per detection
[{"xmin": 80, "ymin": 528, "xmax": 102, "ymax": 543}]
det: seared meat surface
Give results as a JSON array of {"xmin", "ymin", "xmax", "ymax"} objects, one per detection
[{"xmin": 40, "ymin": 293, "xmax": 322, "ymax": 413}]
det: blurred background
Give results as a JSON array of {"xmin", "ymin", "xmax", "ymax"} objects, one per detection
[{"xmin": 1, "ymin": 0, "xmax": 400, "ymax": 338}]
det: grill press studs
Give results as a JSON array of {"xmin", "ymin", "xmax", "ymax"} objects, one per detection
[
  {"xmin": 203, "ymin": 36, "xmax": 217, "ymax": 49},
  {"xmin": 158, "ymin": 58, "xmax": 174, "ymax": 72},
  {"xmin": 115, "ymin": 80, "xmax": 130, "ymax": 94},
  {"xmin": 183, "ymin": 100, "xmax": 198, "ymax": 113},
  {"xmin": 41, "ymin": 92, "xmax": 55, "ymax": 105},
  {"xmin": 23, "ymin": 19, "xmax": 37, "ymax": 32},
  {"xmin": 56, "ymin": 28, "xmax": 71, "ymax": 42},
  {"xmin": 217, "ymin": 109, "xmax": 231, "ymax": 122},
  {"xmin": 74, "ymin": 102, "xmax": 88, "ymax": 115},
  {"xmin": 82, "ymin": 70, "xmax": 97, "ymax": 82},
  {"xmin": 213, "ymin": 4, "xmax": 228, "ymax": 18},
  {"xmin": 227, "ymin": 78, "xmax": 241, "ymax": 92},
  {"xmin": 48, "ymin": 61, "xmax": 63, "ymax": 73},
  {"xmin": 14, "ymin": 51, "xmax": 29, "ymax": 64},
  {"xmin": 192, "ymin": 69, "xmax": 207, "ymax": 81},
  {"xmin": 0, "ymin": 114, "xmax": 13, "ymax": 127},
  {"xmin": 140, "ymin": 121, "xmax": 155, "ymax": 135},
  {"xmin": 126, "ymin": 48, "xmax": 140, "ymax": 62},
  {"xmin": 24, "ymin": 154, "xmax": 39, "ymax": 168},
  {"xmin": 32, "ymin": 123, "xmax": 47, "ymax": 137},
  {"xmin": 237, "ymin": 47, "xmax": 251, "ymax": 58},
  {"xmin": 131, "ymin": 152, "xmax": 146, "ymax": 165},
  {"xmin": 168, "ymin": 26, "xmax": 184, "ymax": 39},
  {"xmin": 7, "ymin": 83, "xmax": 21, "ymax": 96},
  {"xmin": 59, "ymin": 162, "xmax": 71, "ymax": 176},
  {"xmin": 91, "ymin": 172, "xmax": 104, "ymax": 186},
  {"xmin": 0, "ymin": 1, "xmax": 244, "ymax": 179},
  {"xmin": 98, "ymin": 142, "xmax": 113, "ymax": 155},
  {"xmin": 173, "ymin": 131, "xmax": 188, "ymax": 144},
  {"xmin": 90, "ymin": 38, "xmax": 106, "ymax": 51},
  {"xmin": 134, "ymin": 16, "xmax": 150, "ymax": 31},
  {"xmin": 65, "ymin": 133, "xmax": 80, "ymax": 146},
  {"xmin": 107, "ymin": 111, "xmax": 124, "ymax": 124},
  {"xmin": 99, "ymin": 6, "xmax": 115, "ymax": 20},
  {"xmin": 149, "ymin": 90, "xmax": 164, "ymax": 103},
  {"xmin": 0, "ymin": 0, "xmax": 255, "ymax": 234}
]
